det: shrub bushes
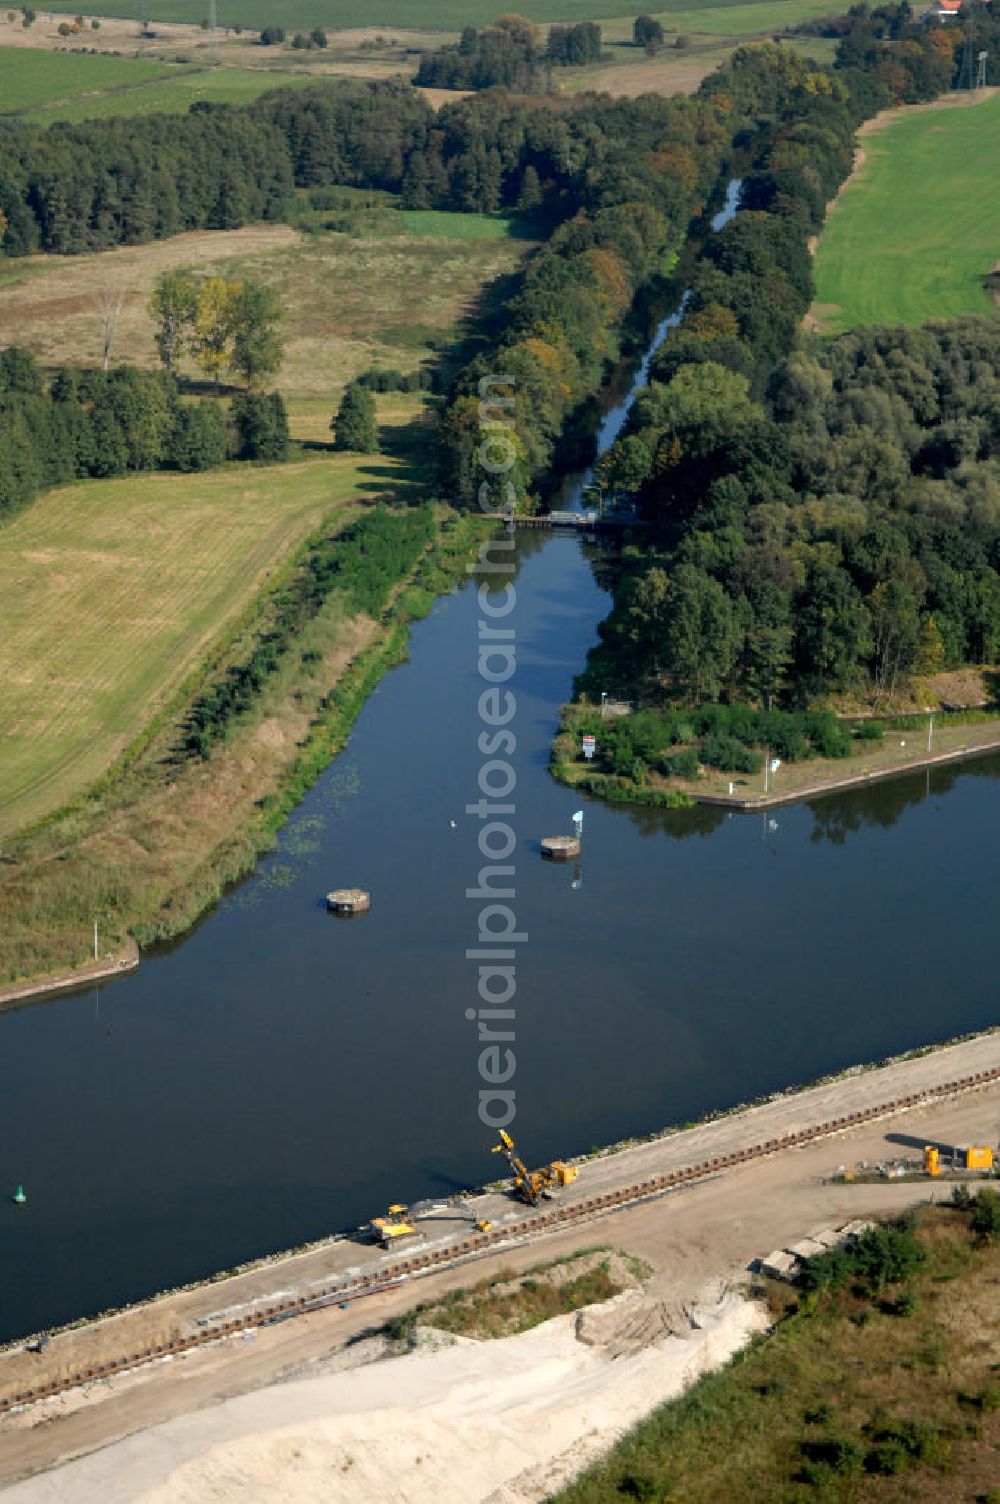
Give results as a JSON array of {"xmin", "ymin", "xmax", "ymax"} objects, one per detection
[
  {"xmin": 700, "ymin": 733, "xmax": 761, "ymax": 774},
  {"xmin": 573, "ymin": 702, "xmax": 853, "ymax": 784},
  {"xmin": 182, "ymin": 506, "xmax": 434, "ymax": 758}
]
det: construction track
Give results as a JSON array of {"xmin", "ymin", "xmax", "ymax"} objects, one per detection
[{"xmin": 4, "ymin": 1059, "xmax": 1000, "ymax": 1419}]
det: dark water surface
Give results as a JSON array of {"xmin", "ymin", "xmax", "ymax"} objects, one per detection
[{"xmin": 1, "ymin": 175, "xmax": 998, "ymax": 1340}]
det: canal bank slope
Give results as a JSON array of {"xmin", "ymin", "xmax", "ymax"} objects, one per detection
[
  {"xmin": 4, "ymin": 1027, "xmax": 1000, "ymax": 1492},
  {"xmin": 0, "ymin": 510, "xmax": 486, "ymax": 993}
]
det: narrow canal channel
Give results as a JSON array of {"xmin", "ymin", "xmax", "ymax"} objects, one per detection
[{"xmin": 1, "ymin": 182, "xmax": 998, "ymax": 1343}]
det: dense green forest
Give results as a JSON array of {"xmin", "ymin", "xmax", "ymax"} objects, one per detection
[
  {"xmin": 556, "ymin": 3, "xmax": 1000, "ymax": 719},
  {"xmin": 0, "ymin": 347, "xmax": 289, "ymax": 520},
  {"xmin": 587, "ymin": 320, "xmax": 1000, "ymax": 709}
]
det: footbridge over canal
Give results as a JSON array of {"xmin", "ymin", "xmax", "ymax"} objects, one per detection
[{"xmin": 511, "ymin": 511, "xmax": 648, "ymax": 530}]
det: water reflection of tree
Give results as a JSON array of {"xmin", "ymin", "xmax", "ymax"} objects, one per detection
[
  {"xmin": 621, "ymin": 800, "xmax": 729, "ymax": 841},
  {"xmin": 808, "ymin": 753, "xmax": 1000, "ymax": 844},
  {"xmin": 471, "ymin": 526, "xmax": 554, "ymax": 596}
]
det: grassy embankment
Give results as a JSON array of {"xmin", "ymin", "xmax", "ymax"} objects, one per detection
[
  {"xmin": 813, "ymin": 90, "xmax": 1000, "ymax": 333},
  {"xmin": 553, "ymin": 1200, "xmax": 1000, "ymax": 1503},
  {"xmin": 0, "ymin": 205, "xmax": 529, "ymax": 985}
]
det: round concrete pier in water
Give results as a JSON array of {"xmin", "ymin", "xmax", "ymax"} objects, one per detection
[{"xmin": 540, "ymin": 836, "xmax": 580, "ymax": 860}]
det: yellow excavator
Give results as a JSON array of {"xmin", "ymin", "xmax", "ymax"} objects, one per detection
[{"xmin": 492, "ymin": 1129, "xmax": 579, "ymax": 1205}]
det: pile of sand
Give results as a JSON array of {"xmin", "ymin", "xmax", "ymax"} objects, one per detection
[{"xmin": 4, "ymin": 1290, "xmax": 767, "ymax": 1504}]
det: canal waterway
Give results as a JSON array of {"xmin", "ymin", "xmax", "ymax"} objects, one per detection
[{"xmin": 1, "ymin": 183, "xmax": 998, "ymax": 1344}]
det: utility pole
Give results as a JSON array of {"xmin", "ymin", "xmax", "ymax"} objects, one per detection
[
  {"xmin": 977, "ymin": 50, "xmax": 989, "ymax": 92},
  {"xmin": 93, "ymin": 917, "xmax": 99, "ymax": 961},
  {"xmin": 927, "ymin": 712, "xmax": 934, "ymax": 754}
]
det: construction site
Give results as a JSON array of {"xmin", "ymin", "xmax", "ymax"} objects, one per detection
[{"xmin": 2, "ymin": 1026, "xmax": 1000, "ymax": 1497}]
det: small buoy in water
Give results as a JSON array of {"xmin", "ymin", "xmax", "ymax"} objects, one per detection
[{"xmin": 12, "ymin": 1184, "xmax": 26, "ymax": 1206}]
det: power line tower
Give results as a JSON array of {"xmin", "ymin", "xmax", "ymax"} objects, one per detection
[
  {"xmin": 209, "ymin": 0, "xmax": 217, "ymax": 33},
  {"xmin": 977, "ymin": 49, "xmax": 989, "ymax": 91}
]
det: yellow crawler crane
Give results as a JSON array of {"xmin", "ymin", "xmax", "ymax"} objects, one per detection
[
  {"xmin": 492, "ymin": 1129, "xmax": 579, "ymax": 1206},
  {"xmin": 370, "ymin": 1203, "xmax": 421, "ymax": 1249}
]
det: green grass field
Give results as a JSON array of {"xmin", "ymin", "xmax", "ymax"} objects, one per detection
[
  {"xmin": 813, "ymin": 92, "xmax": 1000, "ymax": 332},
  {"xmin": 394, "ymin": 209, "xmax": 525, "ymax": 239},
  {"xmin": 18, "ymin": 63, "xmax": 318, "ymax": 125},
  {"xmin": 33, "ymin": 0, "xmax": 845, "ymax": 34},
  {"xmin": 0, "ymin": 43, "xmax": 178, "ymax": 113}
]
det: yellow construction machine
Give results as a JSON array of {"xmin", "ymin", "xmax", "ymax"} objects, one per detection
[
  {"xmin": 492, "ymin": 1129, "xmax": 579, "ymax": 1206},
  {"xmin": 369, "ymin": 1203, "xmax": 421, "ymax": 1249},
  {"xmin": 924, "ymin": 1143, "xmax": 995, "ymax": 1177}
]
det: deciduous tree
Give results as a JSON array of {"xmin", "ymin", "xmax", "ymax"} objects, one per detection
[
  {"xmin": 149, "ymin": 272, "xmax": 197, "ymax": 373},
  {"xmin": 229, "ymin": 281, "xmax": 284, "ymax": 388},
  {"xmin": 193, "ymin": 277, "xmax": 241, "ymax": 390}
]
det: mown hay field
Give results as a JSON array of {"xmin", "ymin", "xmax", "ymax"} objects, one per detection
[
  {"xmin": 0, "ymin": 455, "xmax": 378, "ymax": 839},
  {"xmin": 813, "ymin": 90, "xmax": 1000, "ymax": 332}
]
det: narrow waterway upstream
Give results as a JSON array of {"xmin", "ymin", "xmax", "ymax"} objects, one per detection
[{"xmin": 0, "ymin": 180, "xmax": 998, "ymax": 1344}]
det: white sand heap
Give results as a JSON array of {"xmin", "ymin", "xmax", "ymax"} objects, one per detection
[{"xmin": 3, "ymin": 1289, "xmax": 767, "ymax": 1504}]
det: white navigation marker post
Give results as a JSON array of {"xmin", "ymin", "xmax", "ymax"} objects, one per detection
[
  {"xmin": 926, "ymin": 711, "xmax": 934, "ymax": 754},
  {"xmin": 571, "ymin": 810, "xmax": 584, "ymax": 841}
]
